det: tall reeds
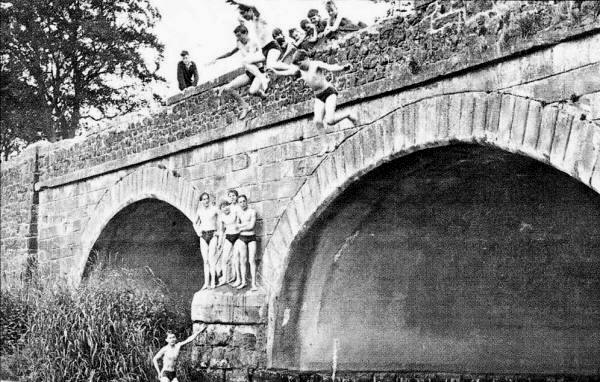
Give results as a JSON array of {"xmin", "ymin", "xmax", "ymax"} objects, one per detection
[{"xmin": 0, "ymin": 250, "xmax": 194, "ymax": 381}]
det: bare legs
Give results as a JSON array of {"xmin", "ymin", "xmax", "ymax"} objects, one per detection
[
  {"xmin": 199, "ymin": 238, "xmax": 210, "ymax": 290},
  {"xmin": 248, "ymin": 240, "xmax": 257, "ymax": 291},
  {"xmin": 314, "ymin": 94, "xmax": 358, "ymax": 127},
  {"xmin": 235, "ymin": 240, "xmax": 248, "ymax": 289},
  {"xmin": 313, "ymin": 97, "xmax": 326, "ymax": 128},
  {"xmin": 218, "ymin": 238, "xmax": 234, "ymax": 286},
  {"xmin": 200, "ymin": 235, "xmax": 220, "ymax": 289},
  {"xmin": 230, "ymin": 241, "xmax": 242, "ymax": 285},
  {"xmin": 232, "ymin": 239, "xmax": 257, "ymax": 291},
  {"xmin": 215, "ymin": 71, "xmax": 265, "ymax": 120},
  {"xmin": 207, "ymin": 236, "xmax": 218, "ymax": 289}
]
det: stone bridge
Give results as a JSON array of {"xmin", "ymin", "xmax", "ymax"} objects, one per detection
[{"xmin": 2, "ymin": 0, "xmax": 600, "ymax": 379}]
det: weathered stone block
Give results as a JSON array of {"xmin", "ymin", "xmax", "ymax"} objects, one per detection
[
  {"xmin": 191, "ymin": 289, "xmax": 267, "ymax": 323},
  {"xmin": 497, "ymin": 94, "xmax": 516, "ymax": 146},
  {"xmin": 549, "ymin": 110, "xmax": 574, "ymax": 166},
  {"xmin": 537, "ymin": 105, "xmax": 559, "ymax": 158},
  {"xmin": 522, "ymin": 100, "xmax": 542, "ymax": 155},
  {"xmin": 233, "ymin": 153, "xmax": 250, "ymax": 171},
  {"xmin": 458, "ymin": 93, "xmax": 475, "ymax": 139},
  {"xmin": 510, "ymin": 96, "xmax": 530, "ymax": 148},
  {"xmin": 416, "ymin": 98, "xmax": 437, "ymax": 144}
]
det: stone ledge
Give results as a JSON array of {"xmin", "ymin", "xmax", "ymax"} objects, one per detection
[
  {"xmin": 166, "ymin": 68, "xmax": 245, "ymax": 106},
  {"xmin": 191, "ymin": 286, "xmax": 268, "ymax": 324}
]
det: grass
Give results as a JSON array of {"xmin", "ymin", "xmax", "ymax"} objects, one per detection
[{"xmin": 0, "ymin": 250, "xmax": 196, "ymax": 382}]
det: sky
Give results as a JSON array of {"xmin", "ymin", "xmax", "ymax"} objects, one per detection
[{"xmin": 151, "ymin": 0, "xmax": 388, "ymax": 96}]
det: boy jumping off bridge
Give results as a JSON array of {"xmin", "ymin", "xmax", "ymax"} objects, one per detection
[
  {"xmin": 213, "ymin": 24, "xmax": 268, "ymax": 120},
  {"xmin": 271, "ymin": 49, "xmax": 358, "ymax": 128}
]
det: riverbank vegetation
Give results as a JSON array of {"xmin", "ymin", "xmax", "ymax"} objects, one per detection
[{"xmin": 0, "ymin": 252, "xmax": 196, "ymax": 381}]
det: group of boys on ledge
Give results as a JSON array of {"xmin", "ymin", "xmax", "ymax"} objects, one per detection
[
  {"xmin": 194, "ymin": 189, "xmax": 259, "ymax": 292},
  {"xmin": 178, "ymin": 0, "xmax": 364, "ymax": 128}
]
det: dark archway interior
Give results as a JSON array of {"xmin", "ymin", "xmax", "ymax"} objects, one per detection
[
  {"xmin": 89, "ymin": 199, "xmax": 203, "ymax": 303},
  {"xmin": 275, "ymin": 144, "xmax": 600, "ymax": 374}
]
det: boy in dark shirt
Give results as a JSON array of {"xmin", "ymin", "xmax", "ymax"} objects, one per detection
[
  {"xmin": 324, "ymin": 0, "xmax": 367, "ymax": 39},
  {"xmin": 177, "ymin": 50, "xmax": 199, "ymax": 91},
  {"xmin": 299, "ymin": 19, "xmax": 319, "ymax": 51},
  {"xmin": 272, "ymin": 28, "xmax": 296, "ymax": 63}
]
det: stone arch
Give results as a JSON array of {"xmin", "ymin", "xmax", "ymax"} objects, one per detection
[
  {"xmin": 71, "ymin": 165, "xmax": 202, "ymax": 283},
  {"xmin": 262, "ymin": 91, "xmax": 600, "ymax": 365}
]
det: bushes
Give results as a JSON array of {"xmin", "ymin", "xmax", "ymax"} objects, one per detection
[{"xmin": 0, "ymin": 260, "xmax": 195, "ymax": 382}]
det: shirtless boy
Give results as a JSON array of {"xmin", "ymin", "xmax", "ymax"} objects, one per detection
[
  {"xmin": 153, "ymin": 323, "xmax": 206, "ymax": 382},
  {"xmin": 213, "ymin": 25, "xmax": 268, "ymax": 119},
  {"xmin": 226, "ymin": 0, "xmax": 288, "ymax": 72},
  {"xmin": 217, "ymin": 200, "xmax": 240, "ymax": 286},
  {"xmin": 272, "ymin": 49, "xmax": 358, "ymax": 128},
  {"xmin": 235, "ymin": 195, "xmax": 258, "ymax": 291},
  {"xmin": 195, "ymin": 192, "xmax": 220, "ymax": 289}
]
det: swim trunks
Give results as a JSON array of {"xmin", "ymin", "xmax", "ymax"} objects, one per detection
[
  {"xmin": 261, "ymin": 40, "xmax": 282, "ymax": 59},
  {"xmin": 162, "ymin": 370, "xmax": 177, "ymax": 381},
  {"xmin": 225, "ymin": 233, "xmax": 239, "ymax": 244},
  {"xmin": 238, "ymin": 235, "xmax": 257, "ymax": 244},
  {"xmin": 201, "ymin": 230, "xmax": 215, "ymax": 243},
  {"xmin": 315, "ymin": 86, "xmax": 338, "ymax": 103}
]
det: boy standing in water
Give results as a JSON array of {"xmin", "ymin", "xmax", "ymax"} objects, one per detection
[
  {"xmin": 153, "ymin": 323, "xmax": 206, "ymax": 382},
  {"xmin": 271, "ymin": 50, "xmax": 358, "ymax": 128}
]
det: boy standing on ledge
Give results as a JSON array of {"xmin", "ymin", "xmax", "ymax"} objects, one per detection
[{"xmin": 271, "ymin": 49, "xmax": 358, "ymax": 128}]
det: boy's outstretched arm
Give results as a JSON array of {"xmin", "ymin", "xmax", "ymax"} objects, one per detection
[
  {"xmin": 315, "ymin": 61, "xmax": 351, "ymax": 72},
  {"xmin": 269, "ymin": 64, "xmax": 300, "ymax": 77},
  {"xmin": 212, "ymin": 47, "xmax": 240, "ymax": 63},
  {"xmin": 179, "ymin": 323, "xmax": 207, "ymax": 347},
  {"xmin": 225, "ymin": 0, "xmax": 260, "ymax": 13}
]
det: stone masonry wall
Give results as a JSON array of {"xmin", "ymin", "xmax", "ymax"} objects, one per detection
[
  {"xmin": 34, "ymin": 0, "xmax": 600, "ymax": 183},
  {"xmin": 0, "ymin": 146, "xmax": 39, "ymax": 287},
  {"xmin": 192, "ymin": 323, "xmax": 267, "ymax": 382}
]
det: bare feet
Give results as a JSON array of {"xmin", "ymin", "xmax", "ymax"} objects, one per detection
[
  {"xmin": 236, "ymin": 282, "xmax": 247, "ymax": 290},
  {"xmin": 315, "ymin": 120, "xmax": 325, "ymax": 129},
  {"xmin": 201, "ymin": 284, "xmax": 208, "ymax": 290},
  {"xmin": 250, "ymin": 285, "xmax": 258, "ymax": 291}
]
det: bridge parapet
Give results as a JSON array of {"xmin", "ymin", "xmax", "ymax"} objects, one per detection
[{"xmin": 29, "ymin": 0, "xmax": 599, "ymax": 187}]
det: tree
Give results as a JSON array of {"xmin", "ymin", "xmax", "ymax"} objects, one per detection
[{"xmin": 0, "ymin": 0, "xmax": 164, "ymax": 154}]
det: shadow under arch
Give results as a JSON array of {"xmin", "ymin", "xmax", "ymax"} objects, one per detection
[
  {"xmin": 262, "ymin": 91, "xmax": 600, "ymax": 370},
  {"xmin": 72, "ymin": 166, "xmax": 203, "ymax": 285},
  {"xmin": 86, "ymin": 198, "xmax": 203, "ymax": 302},
  {"xmin": 271, "ymin": 144, "xmax": 600, "ymax": 374}
]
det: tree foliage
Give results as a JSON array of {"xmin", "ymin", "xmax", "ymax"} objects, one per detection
[{"xmin": 0, "ymin": 0, "xmax": 165, "ymax": 157}]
